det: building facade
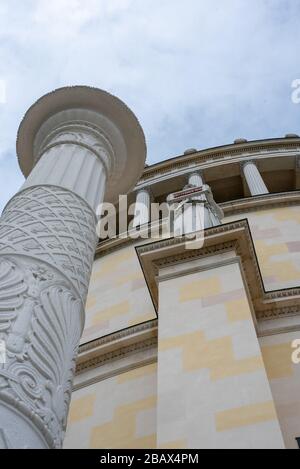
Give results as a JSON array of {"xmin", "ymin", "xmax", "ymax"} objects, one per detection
[
  {"xmin": 64, "ymin": 133, "xmax": 300, "ymax": 449},
  {"xmin": 0, "ymin": 87, "xmax": 299, "ymax": 449}
]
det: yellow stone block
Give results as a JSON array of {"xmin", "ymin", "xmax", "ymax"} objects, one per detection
[
  {"xmin": 116, "ymin": 272, "xmax": 143, "ymax": 286},
  {"xmin": 215, "ymin": 401, "xmax": 277, "ymax": 432},
  {"xmin": 90, "ymin": 396, "xmax": 157, "ymax": 448},
  {"xmin": 255, "ymin": 240, "xmax": 288, "ymax": 263},
  {"xmin": 226, "ymin": 298, "xmax": 252, "ymax": 322},
  {"xmin": 68, "ymin": 394, "xmax": 96, "ymax": 423},
  {"xmin": 92, "ymin": 300, "xmax": 130, "ymax": 326},
  {"xmin": 92, "ymin": 250, "xmax": 134, "ymax": 279},
  {"xmin": 261, "ymin": 343, "xmax": 294, "ymax": 380},
  {"xmin": 273, "ymin": 208, "xmax": 300, "ymax": 223},
  {"xmin": 159, "ymin": 331, "xmax": 263, "ymax": 381},
  {"xmin": 263, "ymin": 261, "xmax": 300, "ymax": 282},
  {"xmin": 179, "ymin": 277, "xmax": 221, "ymax": 302}
]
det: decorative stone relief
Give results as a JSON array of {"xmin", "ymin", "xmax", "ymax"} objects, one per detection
[
  {"xmin": 0, "ymin": 257, "xmax": 83, "ymax": 448},
  {"xmin": 0, "ymin": 185, "xmax": 98, "ymax": 304},
  {"xmin": 0, "ymin": 185, "xmax": 98, "ymax": 448}
]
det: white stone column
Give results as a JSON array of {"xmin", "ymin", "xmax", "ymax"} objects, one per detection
[
  {"xmin": 0, "ymin": 86, "xmax": 146, "ymax": 448},
  {"xmin": 187, "ymin": 170, "xmax": 206, "ymax": 204},
  {"xmin": 242, "ymin": 160, "xmax": 269, "ymax": 196},
  {"xmin": 174, "ymin": 171, "xmax": 205, "ymax": 235},
  {"xmin": 133, "ymin": 188, "xmax": 151, "ymax": 227},
  {"xmin": 188, "ymin": 171, "xmax": 204, "ymax": 188}
]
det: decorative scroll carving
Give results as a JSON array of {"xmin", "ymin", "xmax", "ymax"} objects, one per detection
[
  {"xmin": 0, "ymin": 257, "xmax": 82, "ymax": 448},
  {"xmin": 0, "ymin": 185, "xmax": 97, "ymax": 448}
]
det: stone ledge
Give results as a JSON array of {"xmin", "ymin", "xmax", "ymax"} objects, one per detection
[{"xmin": 95, "ymin": 191, "xmax": 300, "ymax": 257}]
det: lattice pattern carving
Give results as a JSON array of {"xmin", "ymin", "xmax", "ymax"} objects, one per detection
[{"xmin": 0, "ymin": 186, "xmax": 97, "ymax": 303}]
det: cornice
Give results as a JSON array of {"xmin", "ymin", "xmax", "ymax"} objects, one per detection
[
  {"xmin": 74, "ymin": 349, "xmax": 157, "ymax": 391},
  {"xmin": 77, "ymin": 336, "xmax": 157, "ymax": 375},
  {"xmin": 221, "ymin": 191, "xmax": 300, "ymax": 215},
  {"xmin": 73, "ymin": 148, "xmax": 300, "ymax": 380},
  {"xmin": 76, "ymin": 319, "xmax": 158, "ymax": 375},
  {"xmin": 135, "ymin": 220, "xmax": 300, "ymax": 324},
  {"xmin": 77, "ymin": 218, "xmax": 300, "ymax": 377},
  {"xmin": 79, "ymin": 319, "xmax": 157, "ymax": 354},
  {"xmin": 95, "ymin": 192, "xmax": 300, "ymax": 258},
  {"xmin": 138, "ymin": 138, "xmax": 300, "ymax": 184}
]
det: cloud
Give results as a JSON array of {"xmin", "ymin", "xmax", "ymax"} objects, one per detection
[{"xmin": 0, "ymin": 0, "xmax": 299, "ymax": 210}]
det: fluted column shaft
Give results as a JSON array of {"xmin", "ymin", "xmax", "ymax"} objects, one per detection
[
  {"xmin": 188, "ymin": 171, "xmax": 204, "ymax": 187},
  {"xmin": 242, "ymin": 161, "xmax": 269, "ymax": 196},
  {"xmin": 133, "ymin": 188, "xmax": 151, "ymax": 227},
  {"xmin": 174, "ymin": 171, "xmax": 204, "ymax": 234},
  {"xmin": 188, "ymin": 171, "xmax": 206, "ymax": 203}
]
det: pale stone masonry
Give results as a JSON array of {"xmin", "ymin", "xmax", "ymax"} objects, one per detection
[
  {"xmin": 64, "ymin": 133, "xmax": 300, "ymax": 449},
  {"xmin": 1, "ymin": 86, "xmax": 300, "ymax": 449},
  {"xmin": 133, "ymin": 188, "xmax": 151, "ymax": 227}
]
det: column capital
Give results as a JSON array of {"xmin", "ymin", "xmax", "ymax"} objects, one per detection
[
  {"xmin": 187, "ymin": 170, "xmax": 204, "ymax": 188},
  {"xmin": 133, "ymin": 186, "xmax": 152, "ymax": 227},
  {"xmin": 17, "ymin": 86, "xmax": 146, "ymax": 203},
  {"xmin": 187, "ymin": 168, "xmax": 204, "ymax": 177},
  {"xmin": 134, "ymin": 185, "xmax": 153, "ymax": 199},
  {"xmin": 240, "ymin": 159, "xmax": 258, "ymax": 169}
]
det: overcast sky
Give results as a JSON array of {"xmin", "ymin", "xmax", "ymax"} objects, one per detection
[{"xmin": 0, "ymin": 0, "xmax": 300, "ymax": 210}]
